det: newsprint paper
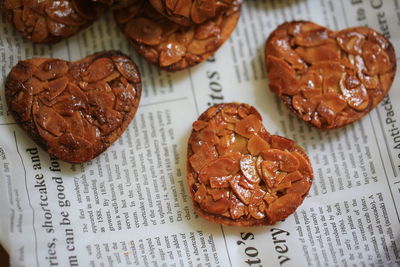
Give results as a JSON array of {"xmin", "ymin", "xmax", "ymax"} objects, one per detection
[{"xmin": 1, "ymin": 0, "xmax": 400, "ymax": 266}]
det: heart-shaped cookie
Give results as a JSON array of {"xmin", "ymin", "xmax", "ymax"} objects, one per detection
[
  {"xmin": 187, "ymin": 103, "xmax": 313, "ymax": 226},
  {"xmin": 149, "ymin": 0, "xmax": 241, "ymax": 26},
  {"xmin": 6, "ymin": 51, "xmax": 142, "ymax": 163},
  {"xmin": 2, "ymin": 0, "xmax": 103, "ymax": 44},
  {"xmin": 265, "ymin": 21, "xmax": 397, "ymax": 130},
  {"xmin": 114, "ymin": 0, "xmax": 241, "ymax": 71}
]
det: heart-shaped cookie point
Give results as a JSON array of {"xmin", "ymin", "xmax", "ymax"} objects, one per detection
[
  {"xmin": 265, "ymin": 21, "xmax": 397, "ymax": 130},
  {"xmin": 2, "ymin": 0, "xmax": 104, "ymax": 44},
  {"xmin": 114, "ymin": 0, "xmax": 241, "ymax": 71},
  {"xmin": 6, "ymin": 51, "xmax": 142, "ymax": 163},
  {"xmin": 187, "ymin": 103, "xmax": 313, "ymax": 226}
]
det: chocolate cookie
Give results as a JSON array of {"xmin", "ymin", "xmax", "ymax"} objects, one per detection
[
  {"xmin": 114, "ymin": 0, "xmax": 241, "ymax": 71},
  {"xmin": 265, "ymin": 21, "xmax": 397, "ymax": 130},
  {"xmin": 187, "ymin": 103, "xmax": 313, "ymax": 226},
  {"xmin": 149, "ymin": 0, "xmax": 241, "ymax": 26},
  {"xmin": 6, "ymin": 51, "xmax": 142, "ymax": 163},
  {"xmin": 1, "ymin": 0, "xmax": 103, "ymax": 44}
]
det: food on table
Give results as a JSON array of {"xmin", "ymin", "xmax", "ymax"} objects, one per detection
[
  {"xmin": 187, "ymin": 103, "xmax": 313, "ymax": 226},
  {"xmin": 265, "ymin": 21, "xmax": 396, "ymax": 130},
  {"xmin": 5, "ymin": 51, "xmax": 142, "ymax": 163},
  {"xmin": 114, "ymin": 0, "xmax": 241, "ymax": 71},
  {"xmin": 149, "ymin": 0, "xmax": 241, "ymax": 26},
  {"xmin": 1, "ymin": 0, "xmax": 103, "ymax": 44}
]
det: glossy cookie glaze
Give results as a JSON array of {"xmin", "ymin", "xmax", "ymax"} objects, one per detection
[
  {"xmin": 6, "ymin": 51, "xmax": 142, "ymax": 163},
  {"xmin": 265, "ymin": 21, "xmax": 396, "ymax": 130},
  {"xmin": 149, "ymin": 0, "xmax": 241, "ymax": 26},
  {"xmin": 114, "ymin": 0, "xmax": 241, "ymax": 71},
  {"xmin": 1, "ymin": 0, "xmax": 103, "ymax": 44},
  {"xmin": 187, "ymin": 103, "xmax": 313, "ymax": 226}
]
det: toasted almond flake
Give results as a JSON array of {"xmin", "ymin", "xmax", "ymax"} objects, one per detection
[
  {"xmin": 261, "ymin": 149, "xmax": 300, "ymax": 172},
  {"xmin": 199, "ymin": 157, "xmax": 239, "ymax": 184},
  {"xmin": 281, "ymin": 171, "xmax": 303, "ymax": 184},
  {"xmin": 210, "ymin": 175, "xmax": 231, "ymax": 188},
  {"xmin": 189, "ymin": 143, "xmax": 218, "ymax": 173},
  {"xmin": 287, "ymin": 180, "xmax": 311, "ymax": 195},
  {"xmin": 235, "ymin": 114, "xmax": 262, "ymax": 138},
  {"xmin": 270, "ymin": 135, "xmax": 294, "ymax": 150},
  {"xmin": 248, "ymin": 135, "xmax": 270, "ymax": 156},
  {"xmin": 248, "ymin": 204, "xmax": 265, "ymax": 219},
  {"xmin": 240, "ymin": 154, "xmax": 260, "ymax": 184},
  {"xmin": 267, "ymin": 193, "xmax": 302, "ymax": 223}
]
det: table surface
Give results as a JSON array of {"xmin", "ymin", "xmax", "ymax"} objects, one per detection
[{"xmin": 0, "ymin": 245, "xmax": 9, "ymax": 267}]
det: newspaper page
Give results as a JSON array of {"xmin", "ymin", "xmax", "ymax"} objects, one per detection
[{"xmin": 1, "ymin": 0, "xmax": 400, "ymax": 266}]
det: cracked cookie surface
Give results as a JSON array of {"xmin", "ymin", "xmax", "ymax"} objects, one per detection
[
  {"xmin": 265, "ymin": 21, "xmax": 396, "ymax": 130},
  {"xmin": 114, "ymin": 0, "xmax": 241, "ymax": 71},
  {"xmin": 187, "ymin": 103, "xmax": 313, "ymax": 226},
  {"xmin": 6, "ymin": 51, "xmax": 142, "ymax": 163},
  {"xmin": 2, "ymin": 0, "xmax": 103, "ymax": 44},
  {"xmin": 149, "ymin": 0, "xmax": 241, "ymax": 26}
]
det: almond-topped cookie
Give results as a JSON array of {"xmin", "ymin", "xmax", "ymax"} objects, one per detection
[
  {"xmin": 149, "ymin": 0, "xmax": 241, "ymax": 26},
  {"xmin": 187, "ymin": 103, "xmax": 313, "ymax": 226},
  {"xmin": 5, "ymin": 51, "xmax": 142, "ymax": 163},
  {"xmin": 265, "ymin": 21, "xmax": 397, "ymax": 130},
  {"xmin": 1, "ymin": 0, "xmax": 104, "ymax": 44},
  {"xmin": 114, "ymin": 0, "xmax": 241, "ymax": 71}
]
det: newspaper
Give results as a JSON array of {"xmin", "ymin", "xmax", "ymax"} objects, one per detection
[{"xmin": 1, "ymin": 0, "xmax": 400, "ymax": 266}]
